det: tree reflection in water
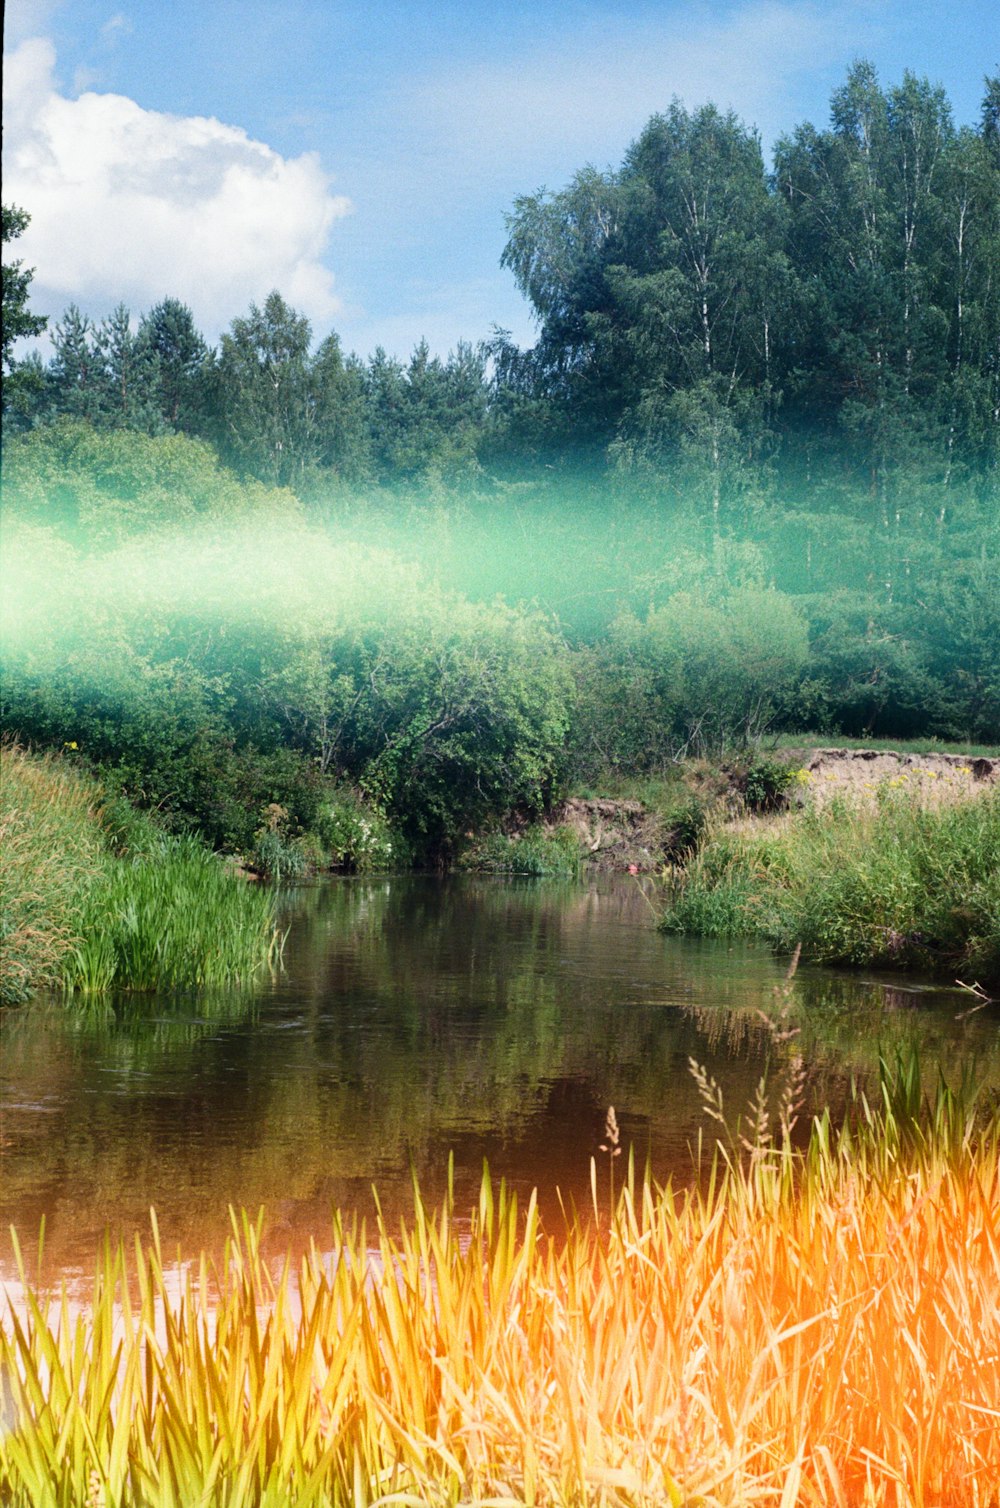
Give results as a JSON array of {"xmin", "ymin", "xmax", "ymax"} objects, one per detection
[{"xmin": 2, "ymin": 875, "xmax": 997, "ymax": 1283}]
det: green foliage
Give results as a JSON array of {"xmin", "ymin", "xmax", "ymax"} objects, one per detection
[
  {"xmin": 742, "ymin": 757, "xmax": 795, "ymax": 812},
  {"xmin": 65, "ymin": 836, "xmax": 280, "ymax": 993},
  {"xmin": 1, "ymin": 203, "xmax": 48, "ymax": 415},
  {"xmin": 461, "ymin": 824, "xmax": 582, "ymax": 877},
  {"xmin": 0, "ymin": 746, "xmax": 278, "ymax": 1003},
  {"xmin": 95, "ymin": 781, "xmax": 173, "ymax": 859},
  {"xmin": 137, "ymin": 297, "xmax": 209, "ymax": 432},
  {"xmin": 247, "ymin": 810, "xmax": 309, "ymax": 882},
  {"xmin": 664, "ymin": 794, "xmax": 710, "ymax": 855},
  {"xmin": 364, "ymin": 339, "xmax": 487, "ymax": 485},
  {"xmin": 661, "ymin": 818, "xmax": 793, "ymax": 938},
  {"xmin": 571, "ymin": 586, "xmax": 808, "ymax": 774},
  {"xmin": 2, "ymin": 61, "xmax": 999, "ymax": 853},
  {"xmin": 0, "ymin": 520, "xmax": 573, "ymax": 863},
  {"xmin": 315, "ymin": 790, "xmax": 400, "ymax": 871},
  {"xmin": 662, "ymin": 790, "xmax": 1000, "ymax": 981},
  {"xmin": 1, "ymin": 421, "xmax": 303, "ymax": 545}
]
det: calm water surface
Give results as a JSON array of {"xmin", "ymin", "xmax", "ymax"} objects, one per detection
[{"xmin": 2, "ymin": 875, "xmax": 998, "ymax": 1288}]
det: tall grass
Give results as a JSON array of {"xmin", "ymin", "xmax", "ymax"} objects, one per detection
[
  {"xmin": 65, "ymin": 837, "xmax": 282, "ymax": 993},
  {"xmin": 461, "ymin": 824, "xmax": 583, "ymax": 877},
  {"xmin": 662, "ymin": 789, "xmax": 1000, "ymax": 980},
  {"xmin": 0, "ymin": 743, "xmax": 103, "ymax": 1004},
  {"xmin": 0, "ymin": 744, "xmax": 281, "ymax": 1000},
  {"xmin": 2, "ymin": 1078, "xmax": 998, "ymax": 1506}
]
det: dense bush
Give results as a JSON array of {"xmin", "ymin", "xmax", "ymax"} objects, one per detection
[
  {"xmin": 2, "ymin": 428, "xmax": 997, "ymax": 872},
  {"xmin": 662, "ymin": 789, "xmax": 1000, "ymax": 981},
  {"xmin": 0, "ymin": 518, "xmax": 574, "ymax": 861},
  {"xmin": 1, "ymin": 421, "xmax": 302, "ymax": 545},
  {"xmin": 570, "ymin": 587, "xmax": 808, "ymax": 777},
  {"xmin": 315, "ymin": 790, "xmax": 400, "ymax": 871},
  {"xmin": 741, "ymin": 757, "xmax": 796, "ymax": 812}
]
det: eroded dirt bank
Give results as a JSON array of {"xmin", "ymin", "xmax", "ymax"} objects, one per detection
[
  {"xmin": 557, "ymin": 748, "xmax": 998, "ymax": 872},
  {"xmin": 787, "ymin": 747, "xmax": 997, "ymax": 806}
]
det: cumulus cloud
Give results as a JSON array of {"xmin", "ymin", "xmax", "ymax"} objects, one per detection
[{"xmin": 2, "ymin": 35, "xmax": 351, "ymax": 340}]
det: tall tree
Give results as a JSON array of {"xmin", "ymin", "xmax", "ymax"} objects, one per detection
[
  {"xmin": 364, "ymin": 340, "xmax": 488, "ymax": 484},
  {"xmin": 609, "ymin": 104, "xmax": 790, "ymax": 523},
  {"xmin": 214, "ymin": 291, "xmax": 316, "ymax": 488},
  {"xmin": 500, "ymin": 104, "xmax": 790, "ymax": 518},
  {"xmin": 48, "ymin": 305, "xmax": 105, "ymax": 424},
  {"xmin": 137, "ymin": 298, "xmax": 209, "ymax": 432},
  {"xmin": 96, "ymin": 304, "xmax": 164, "ymax": 432},
  {"xmin": 500, "ymin": 165, "xmax": 635, "ymax": 449},
  {"xmin": 1, "ymin": 203, "xmax": 48, "ymax": 420},
  {"xmin": 935, "ymin": 102, "xmax": 1000, "ymax": 497},
  {"xmin": 311, "ymin": 333, "xmax": 372, "ymax": 483},
  {"xmin": 773, "ymin": 63, "xmax": 974, "ymax": 516}
]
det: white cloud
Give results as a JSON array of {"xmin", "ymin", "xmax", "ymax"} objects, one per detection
[
  {"xmin": 100, "ymin": 13, "xmax": 133, "ymax": 45},
  {"xmin": 2, "ymin": 35, "xmax": 351, "ymax": 341},
  {"xmin": 2, "ymin": 0, "xmax": 63, "ymax": 48}
]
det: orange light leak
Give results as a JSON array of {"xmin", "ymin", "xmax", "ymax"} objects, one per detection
[{"xmin": 2, "ymin": 1121, "xmax": 999, "ymax": 1506}]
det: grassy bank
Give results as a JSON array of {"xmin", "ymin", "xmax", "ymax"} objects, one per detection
[
  {"xmin": 2, "ymin": 1068, "xmax": 997, "ymax": 1506},
  {"xmin": 661, "ymin": 787, "xmax": 1000, "ymax": 981},
  {"xmin": 0, "ymin": 745, "xmax": 279, "ymax": 1003}
]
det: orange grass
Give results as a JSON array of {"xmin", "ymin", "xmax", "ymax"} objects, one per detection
[{"xmin": 2, "ymin": 1106, "xmax": 999, "ymax": 1507}]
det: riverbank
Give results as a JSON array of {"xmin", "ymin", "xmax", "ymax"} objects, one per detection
[
  {"xmin": 657, "ymin": 770, "xmax": 1000, "ymax": 984},
  {"xmin": 460, "ymin": 743, "xmax": 1000, "ymax": 984},
  {"xmin": 0, "ymin": 744, "xmax": 279, "ymax": 1003},
  {"xmin": 5, "ymin": 738, "xmax": 998, "ymax": 1002}
]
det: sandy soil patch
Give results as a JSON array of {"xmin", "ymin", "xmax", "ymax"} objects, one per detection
[{"xmin": 788, "ymin": 747, "xmax": 997, "ymax": 808}]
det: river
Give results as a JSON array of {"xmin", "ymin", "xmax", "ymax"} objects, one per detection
[{"xmin": 2, "ymin": 874, "xmax": 998, "ymax": 1291}]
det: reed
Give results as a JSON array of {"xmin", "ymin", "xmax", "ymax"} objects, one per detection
[
  {"xmin": 662, "ymin": 788, "xmax": 1000, "ymax": 980},
  {"xmin": 63, "ymin": 836, "xmax": 282, "ymax": 993},
  {"xmin": 3, "ymin": 1081, "xmax": 998, "ymax": 1506}
]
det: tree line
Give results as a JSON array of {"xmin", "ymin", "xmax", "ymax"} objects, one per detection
[{"xmin": 3, "ymin": 63, "xmax": 998, "ymax": 509}]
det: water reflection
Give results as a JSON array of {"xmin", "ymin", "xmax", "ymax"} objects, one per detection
[{"xmin": 2, "ymin": 875, "xmax": 997, "ymax": 1284}]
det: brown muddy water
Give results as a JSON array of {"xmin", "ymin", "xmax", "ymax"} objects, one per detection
[{"xmin": 2, "ymin": 875, "xmax": 998, "ymax": 1292}]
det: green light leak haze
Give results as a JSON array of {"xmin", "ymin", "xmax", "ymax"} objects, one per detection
[{"xmin": 3, "ymin": 439, "xmax": 999, "ymax": 849}]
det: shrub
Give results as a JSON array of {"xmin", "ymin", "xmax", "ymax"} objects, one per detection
[
  {"xmin": 315, "ymin": 790, "xmax": 400, "ymax": 871},
  {"xmin": 662, "ymin": 793, "xmax": 710, "ymax": 856},
  {"xmin": 661, "ymin": 790, "xmax": 1000, "ymax": 981},
  {"xmin": 741, "ymin": 756, "xmax": 795, "ymax": 812},
  {"xmin": 1, "ymin": 524, "xmax": 573, "ymax": 863},
  {"xmin": 461, "ymin": 824, "xmax": 582, "ymax": 877},
  {"xmin": 569, "ymin": 587, "xmax": 808, "ymax": 778}
]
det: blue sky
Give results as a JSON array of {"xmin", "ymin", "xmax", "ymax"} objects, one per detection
[{"xmin": 3, "ymin": 0, "xmax": 998, "ymax": 361}]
